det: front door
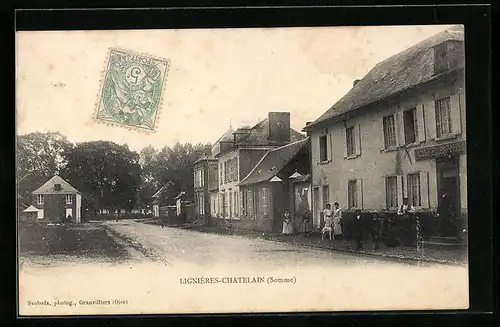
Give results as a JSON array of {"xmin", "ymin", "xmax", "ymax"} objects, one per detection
[
  {"xmin": 436, "ymin": 156, "xmax": 460, "ymax": 237},
  {"xmin": 313, "ymin": 187, "xmax": 321, "ymax": 229}
]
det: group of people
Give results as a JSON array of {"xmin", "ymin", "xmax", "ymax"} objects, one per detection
[{"xmin": 282, "ymin": 197, "xmax": 420, "ymax": 251}]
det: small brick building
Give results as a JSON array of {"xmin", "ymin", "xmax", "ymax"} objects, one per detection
[{"xmin": 32, "ymin": 175, "xmax": 82, "ymax": 223}]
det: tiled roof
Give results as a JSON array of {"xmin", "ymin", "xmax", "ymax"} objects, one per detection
[
  {"xmin": 239, "ymin": 138, "xmax": 309, "ymax": 186},
  {"xmin": 210, "ymin": 128, "xmax": 234, "ymax": 157},
  {"xmin": 307, "ymin": 25, "xmax": 464, "ymax": 128},
  {"xmin": 32, "ymin": 175, "xmax": 80, "ymax": 195}
]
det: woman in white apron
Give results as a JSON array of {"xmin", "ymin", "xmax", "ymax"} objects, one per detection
[
  {"xmin": 332, "ymin": 202, "xmax": 343, "ymax": 239},
  {"xmin": 282, "ymin": 209, "xmax": 293, "ymax": 235}
]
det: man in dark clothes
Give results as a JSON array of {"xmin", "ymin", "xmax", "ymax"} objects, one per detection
[
  {"xmin": 368, "ymin": 212, "xmax": 382, "ymax": 250},
  {"xmin": 354, "ymin": 209, "xmax": 364, "ymax": 251},
  {"xmin": 437, "ymin": 192, "xmax": 455, "ymax": 236}
]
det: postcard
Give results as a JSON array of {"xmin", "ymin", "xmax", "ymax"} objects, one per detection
[{"xmin": 16, "ymin": 25, "xmax": 469, "ymax": 316}]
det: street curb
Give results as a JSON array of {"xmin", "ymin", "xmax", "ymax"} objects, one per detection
[
  {"xmin": 177, "ymin": 225, "xmax": 467, "ymax": 267},
  {"xmin": 264, "ymin": 237, "xmax": 467, "ymax": 267}
]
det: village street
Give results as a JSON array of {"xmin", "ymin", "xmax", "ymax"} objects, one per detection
[{"xmin": 19, "ymin": 220, "xmax": 469, "ymax": 315}]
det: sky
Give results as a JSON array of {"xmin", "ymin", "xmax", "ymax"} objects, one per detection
[{"xmin": 16, "ymin": 25, "xmax": 454, "ymax": 152}]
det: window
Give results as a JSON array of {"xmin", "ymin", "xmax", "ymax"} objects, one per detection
[
  {"xmin": 435, "ymin": 97, "xmax": 452, "ymax": 138},
  {"xmin": 346, "ymin": 127, "xmax": 355, "ymax": 156},
  {"xmin": 219, "ymin": 162, "xmax": 224, "ymax": 185},
  {"xmin": 385, "ymin": 176, "xmax": 398, "ymax": 208},
  {"xmin": 240, "ymin": 191, "xmax": 247, "ymax": 216},
  {"xmin": 403, "ymin": 108, "xmax": 418, "ymax": 144},
  {"xmin": 54, "ymin": 184, "xmax": 61, "ymax": 191},
  {"xmin": 65, "ymin": 194, "xmax": 72, "ymax": 204},
  {"xmin": 434, "ymin": 42, "xmax": 449, "ymax": 74},
  {"xmin": 319, "ymin": 135, "xmax": 328, "ymax": 162},
  {"xmin": 197, "ymin": 195, "xmax": 205, "ymax": 215},
  {"xmin": 407, "ymin": 173, "xmax": 421, "ymax": 206},
  {"xmin": 383, "ymin": 115, "xmax": 396, "ymax": 148},
  {"xmin": 36, "ymin": 194, "xmax": 44, "ymax": 205},
  {"xmin": 247, "ymin": 190, "xmax": 254, "ymax": 217},
  {"xmin": 347, "ymin": 180, "xmax": 357, "ymax": 209},
  {"xmin": 261, "ymin": 188, "xmax": 269, "ymax": 216},
  {"xmin": 233, "ymin": 191, "xmax": 238, "ymax": 216},
  {"xmin": 194, "ymin": 169, "xmax": 203, "ymax": 188}
]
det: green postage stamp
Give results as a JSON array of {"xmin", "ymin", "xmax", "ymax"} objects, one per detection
[{"xmin": 95, "ymin": 48, "xmax": 170, "ymax": 131}]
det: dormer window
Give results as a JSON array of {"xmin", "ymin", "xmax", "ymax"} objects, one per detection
[
  {"xmin": 434, "ymin": 42, "xmax": 450, "ymax": 74},
  {"xmin": 54, "ymin": 184, "xmax": 62, "ymax": 191}
]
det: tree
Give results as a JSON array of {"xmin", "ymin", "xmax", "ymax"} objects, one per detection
[
  {"xmin": 60, "ymin": 141, "xmax": 142, "ymax": 213},
  {"xmin": 138, "ymin": 142, "xmax": 212, "ymax": 205},
  {"xmin": 16, "ymin": 132, "xmax": 73, "ymax": 204}
]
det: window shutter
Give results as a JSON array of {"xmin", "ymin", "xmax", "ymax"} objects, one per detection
[
  {"xmin": 355, "ymin": 124, "xmax": 362, "ymax": 155},
  {"xmin": 419, "ymin": 171, "xmax": 430, "ymax": 208},
  {"xmin": 239, "ymin": 191, "xmax": 244, "ymax": 216},
  {"xmin": 416, "ymin": 104, "xmax": 426, "ymax": 142},
  {"xmin": 356, "ymin": 179, "xmax": 363, "ymax": 209},
  {"xmin": 396, "ymin": 175, "xmax": 403, "ymax": 208},
  {"xmin": 450, "ymin": 93, "xmax": 462, "ymax": 135},
  {"xmin": 396, "ymin": 112, "xmax": 405, "ymax": 146},
  {"xmin": 426, "ymin": 100, "xmax": 437, "ymax": 139},
  {"xmin": 327, "ymin": 133, "xmax": 333, "ymax": 161},
  {"xmin": 343, "ymin": 128, "xmax": 348, "ymax": 158},
  {"xmin": 402, "ymin": 174, "xmax": 408, "ymax": 199}
]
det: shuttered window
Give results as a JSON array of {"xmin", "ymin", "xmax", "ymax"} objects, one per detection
[
  {"xmin": 346, "ymin": 127, "xmax": 355, "ymax": 156},
  {"xmin": 435, "ymin": 97, "xmax": 452, "ymax": 138},
  {"xmin": 385, "ymin": 176, "xmax": 398, "ymax": 209},
  {"xmin": 383, "ymin": 115, "xmax": 397, "ymax": 148},
  {"xmin": 407, "ymin": 173, "xmax": 421, "ymax": 206}
]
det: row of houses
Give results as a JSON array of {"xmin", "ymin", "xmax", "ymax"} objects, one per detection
[{"xmin": 192, "ymin": 25, "xmax": 466, "ymax": 238}]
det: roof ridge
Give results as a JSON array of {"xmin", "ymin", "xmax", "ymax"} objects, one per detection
[{"xmin": 269, "ymin": 137, "xmax": 309, "ymax": 152}]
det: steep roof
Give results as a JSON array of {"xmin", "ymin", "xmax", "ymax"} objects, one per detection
[
  {"xmin": 32, "ymin": 175, "xmax": 80, "ymax": 195},
  {"xmin": 210, "ymin": 128, "xmax": 235, "ymax": 158},
  {"xmin": 236, "ymin": 118, "xmax": 305, "ymax": 146},
  {"xmin": 239, "ymin": 138, "xmax": 309, "ymax": 186},
  {"xmin": 308, "ymin": 25, "xmax": 464, "ymax": 128}
]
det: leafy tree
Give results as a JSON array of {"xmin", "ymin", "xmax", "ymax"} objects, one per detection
[
  {"xmin": 16, "ymin": 132, "xmax": 73, "ymax": 204},
  {"xmin": 60, "ymin": 141, "xmax": 142, "ymax": 213},
  {"xmin": 138, "ymin": 142, "xmax": 212, "ymax": 205}
]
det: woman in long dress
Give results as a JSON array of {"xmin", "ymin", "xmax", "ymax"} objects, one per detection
[
  {"xmin": 332, "ymin": 202, "xmax": 343, "ymax": 239},
  {"xmin": 282, "ymin": 210, "xmax": 293, "ymax": 235}
]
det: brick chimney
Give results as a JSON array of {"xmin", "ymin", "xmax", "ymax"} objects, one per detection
[{"xmin": 268, "ymin": 112, "xmax": 291, "ymax": 144}]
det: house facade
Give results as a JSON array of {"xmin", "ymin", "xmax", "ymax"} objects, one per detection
[
  {"xmin": 238, "ymin": 138, "xmax": 311, "ymax": 232},
  {"xmin": 151, "ymin": 186, "xmax": 169, "ymax": 218},
  {"xmin": 214, "ymin": 112, "xmax": 306, "ymax": 229},
  {"xmin": 31, "ymin": 175, "xmax": 82, "ymax": 223},
  {"xmin": 305, "ymin": 26, "xmax": 466, "ymax": 238},
  {"xmin": 193, "ymin": 155, "xmax": 218, "ymax": 225}
]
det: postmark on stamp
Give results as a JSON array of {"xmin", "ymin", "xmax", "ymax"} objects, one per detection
[{"xmin": 95, "ymin": 48, "xmax": 170, "ymax": 131}]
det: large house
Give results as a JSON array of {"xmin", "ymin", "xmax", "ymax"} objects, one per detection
[
  {"xmin": 214, "ymin": 112, "xmax": 305, "ymax": 227},
  {"xmin": 304, "ymin": 26, "xmax": 466, "ymax": 238},
  {"xmin": 193, "ymin": 128, "xmax": 233, "ymax": 225},
  {"xmin": 31, "ymin": 175, "xmax": 82, "ymax": 223}
]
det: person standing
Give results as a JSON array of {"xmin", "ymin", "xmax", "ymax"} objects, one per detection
[
  {"xmin": 354, "ymin": 209, "xmax": 364, "ymax": 251},
  {"xmin": 321, "ymin": 204, "xmax": 333, "ymax": 240},
  {"xmin": 368, "ymin": 212, "xmax": 382, "ymax": 250},
  {"xmin": 332, "ymin": 202, "xmax": 343, "ymax": 239},
  {"xmin": 282, "ymin": 209, "xmax": 293, "ymax": 235},
  {"xmin": 398, "ymin": 197, "xmax": 416, "ymax": 245}
]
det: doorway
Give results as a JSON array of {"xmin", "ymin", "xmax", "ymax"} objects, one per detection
[
  {"xmin": 313, "ymin": 187, "xmax": 321, "ymax": 229},
  {"xmin": 436, "ymin": 156, "xmax": 460, "ymax": 237},
  {"xmin": 65, "ymin": 208, "xmax": 73, "ymax": 219}
]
